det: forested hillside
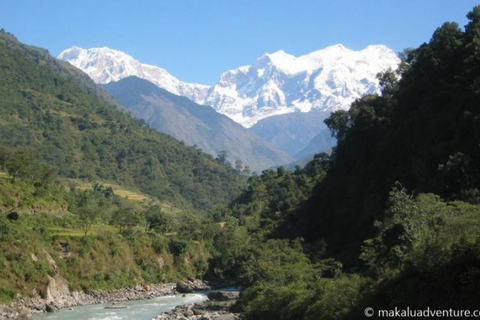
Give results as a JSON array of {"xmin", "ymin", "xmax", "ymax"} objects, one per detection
[
  {"xmin": 0, "ymin": 30, "xmax": 245, "ymax": 211},
  {"xmin": 0, "ymin": 152, "xmax": 221, "ymax": 303}
]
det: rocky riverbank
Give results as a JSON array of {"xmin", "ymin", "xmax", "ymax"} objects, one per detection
[
  {"xmin": 153, "ymin": 290, "xmax": 241, "ymax": 320},
  {"xmin": 0, "ymin": 279, "xmax": 214, "ymax": 319}
]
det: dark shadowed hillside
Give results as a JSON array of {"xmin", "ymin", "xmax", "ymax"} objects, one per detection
[{"xmin": 298, "ymin": 10, "xmax": 480, "ymax": 264}]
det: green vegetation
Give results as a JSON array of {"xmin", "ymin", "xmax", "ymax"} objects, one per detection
[{"xmin": 0, "ymin": 213, "xmax": 216, "ymax": 300}]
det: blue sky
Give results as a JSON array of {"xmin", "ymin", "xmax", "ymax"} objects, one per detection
[{"xmin": 0, "ymin": 0, "xmax": 476, "ymax": 85}]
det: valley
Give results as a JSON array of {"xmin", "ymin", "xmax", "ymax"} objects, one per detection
[{"xmin": 1, "ymin": 4, "xmax": 480, "ymax": 320}]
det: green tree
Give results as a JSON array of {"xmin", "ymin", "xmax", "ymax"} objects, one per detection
[
  {"xmin": 361, "ymin": 187, "xmax": 428, "ymax": 271},
  {"xmin": 216, "ymin": 150, "xmax": 229, "ymax": 164},
  {"xmin": 377, "ymin": 68, "xmax": 398, "ymax": 96},
  {"xmin": 2, "ymin": 149, "xmax": 34, "ymax": 181},
  {"xmin": 144, "ymin": 205, "xmax": 169, "ymax": 233},
  {"xmin": 110, "ymin": 208, "xmax": 142, "ymax": 233},
  {"xmin": 324, "ymin": 110, "xmax": 349, "ymax": 141},
  {"xmin": 74, "ymin": 200, "xmax": 101, "ymax": 237},
  {"xmin": 464, "ymin": 6, "xmax": 480, "ymax": 81}
]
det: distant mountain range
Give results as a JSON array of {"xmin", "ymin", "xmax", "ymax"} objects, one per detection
[
  {"xmin": 102, "ymin": 76, "xmax": 293, "ymax": 172},
  {"xmin": 59, "ymin": 45, "xmax": 399, "ymax": 127},
  {"xmin": 59, "ymin": 44, "xmax": 400, "ymax": 161}
]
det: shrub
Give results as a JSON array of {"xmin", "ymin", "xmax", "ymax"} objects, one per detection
[
  {"xmin": 6, "ymin": 212, "xmax": 19, "ymax": 221},
  {"xmin": 168, "ymin": 238, "xmax": 189, "ymax": 256}
]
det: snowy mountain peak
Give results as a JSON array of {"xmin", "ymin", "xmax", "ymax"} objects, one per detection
[
  {"xmin": 203, "ymin": 44, "xmax": 400, "ymax": 127},
  {"xmin": 322, "ymin": 43, "xmax": 347, "ymax": 51},
  {"xmin": 256, "ymin": 50, "xmax": 300, "ymax": 75},
  {"xmin": 58, "ymin": 46, "xmax": 210, "ymax": 103},
  {"xmin": 264, "ymin": 49, "xmax": 292, "ymax": 60},
  {"xmin": 363, "ymin": 44, "xmax": 391, "ymax": 52}
]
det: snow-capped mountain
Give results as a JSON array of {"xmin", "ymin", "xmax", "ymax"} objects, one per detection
[
  {"xmin": 58, "ymin": 46, "xmax": 209, "ymax": 103},
  {"xmin": 203, "ymin": 44, "xmax": 400, "ymax": 127},
  {"xmin": 58, "ymin": 44, "xmax": 400, "ymax": 128}
]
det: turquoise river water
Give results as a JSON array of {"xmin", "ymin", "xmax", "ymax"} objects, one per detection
[{"xmin": 31, "ymin": 292, "xmax": 209, "ymax": 320}]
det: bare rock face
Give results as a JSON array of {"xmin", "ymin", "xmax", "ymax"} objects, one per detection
[
  {"xmin": 43, "ymin": 274, "xmax": 70, "ymax": 301},
  {"xmin": 40, "ymin": 250, "xmax": 59, "ymax": 273}
]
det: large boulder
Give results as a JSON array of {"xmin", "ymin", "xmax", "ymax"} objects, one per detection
[
  {"xmin": 207, "ymin": 291, "xmax": 239, "ymax": 301},
  {"xmin": 176, "ymin": 281, "xmax": 194, "ymax": 293}
]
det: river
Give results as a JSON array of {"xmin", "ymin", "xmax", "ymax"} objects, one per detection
[{"xmin": 31, "ymin": 292, "xmax": 209, "ymax": 320}]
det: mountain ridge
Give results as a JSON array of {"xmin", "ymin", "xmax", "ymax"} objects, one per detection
[
  {"xmin": 58, "ymin": 44, "xmax": 400, "ymax": 127},
  {"xmin": 205, "ymin": 44, "xmax": 400, "ymax": 127}
]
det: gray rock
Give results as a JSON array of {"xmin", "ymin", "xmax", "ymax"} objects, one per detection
[
  {"xmin": 176, "ymin": 281, "xmax": 194, "ymax": 293},
  {"xmin": 207, "ymin": 291, "xmax": 239, "ymax": 301}
]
